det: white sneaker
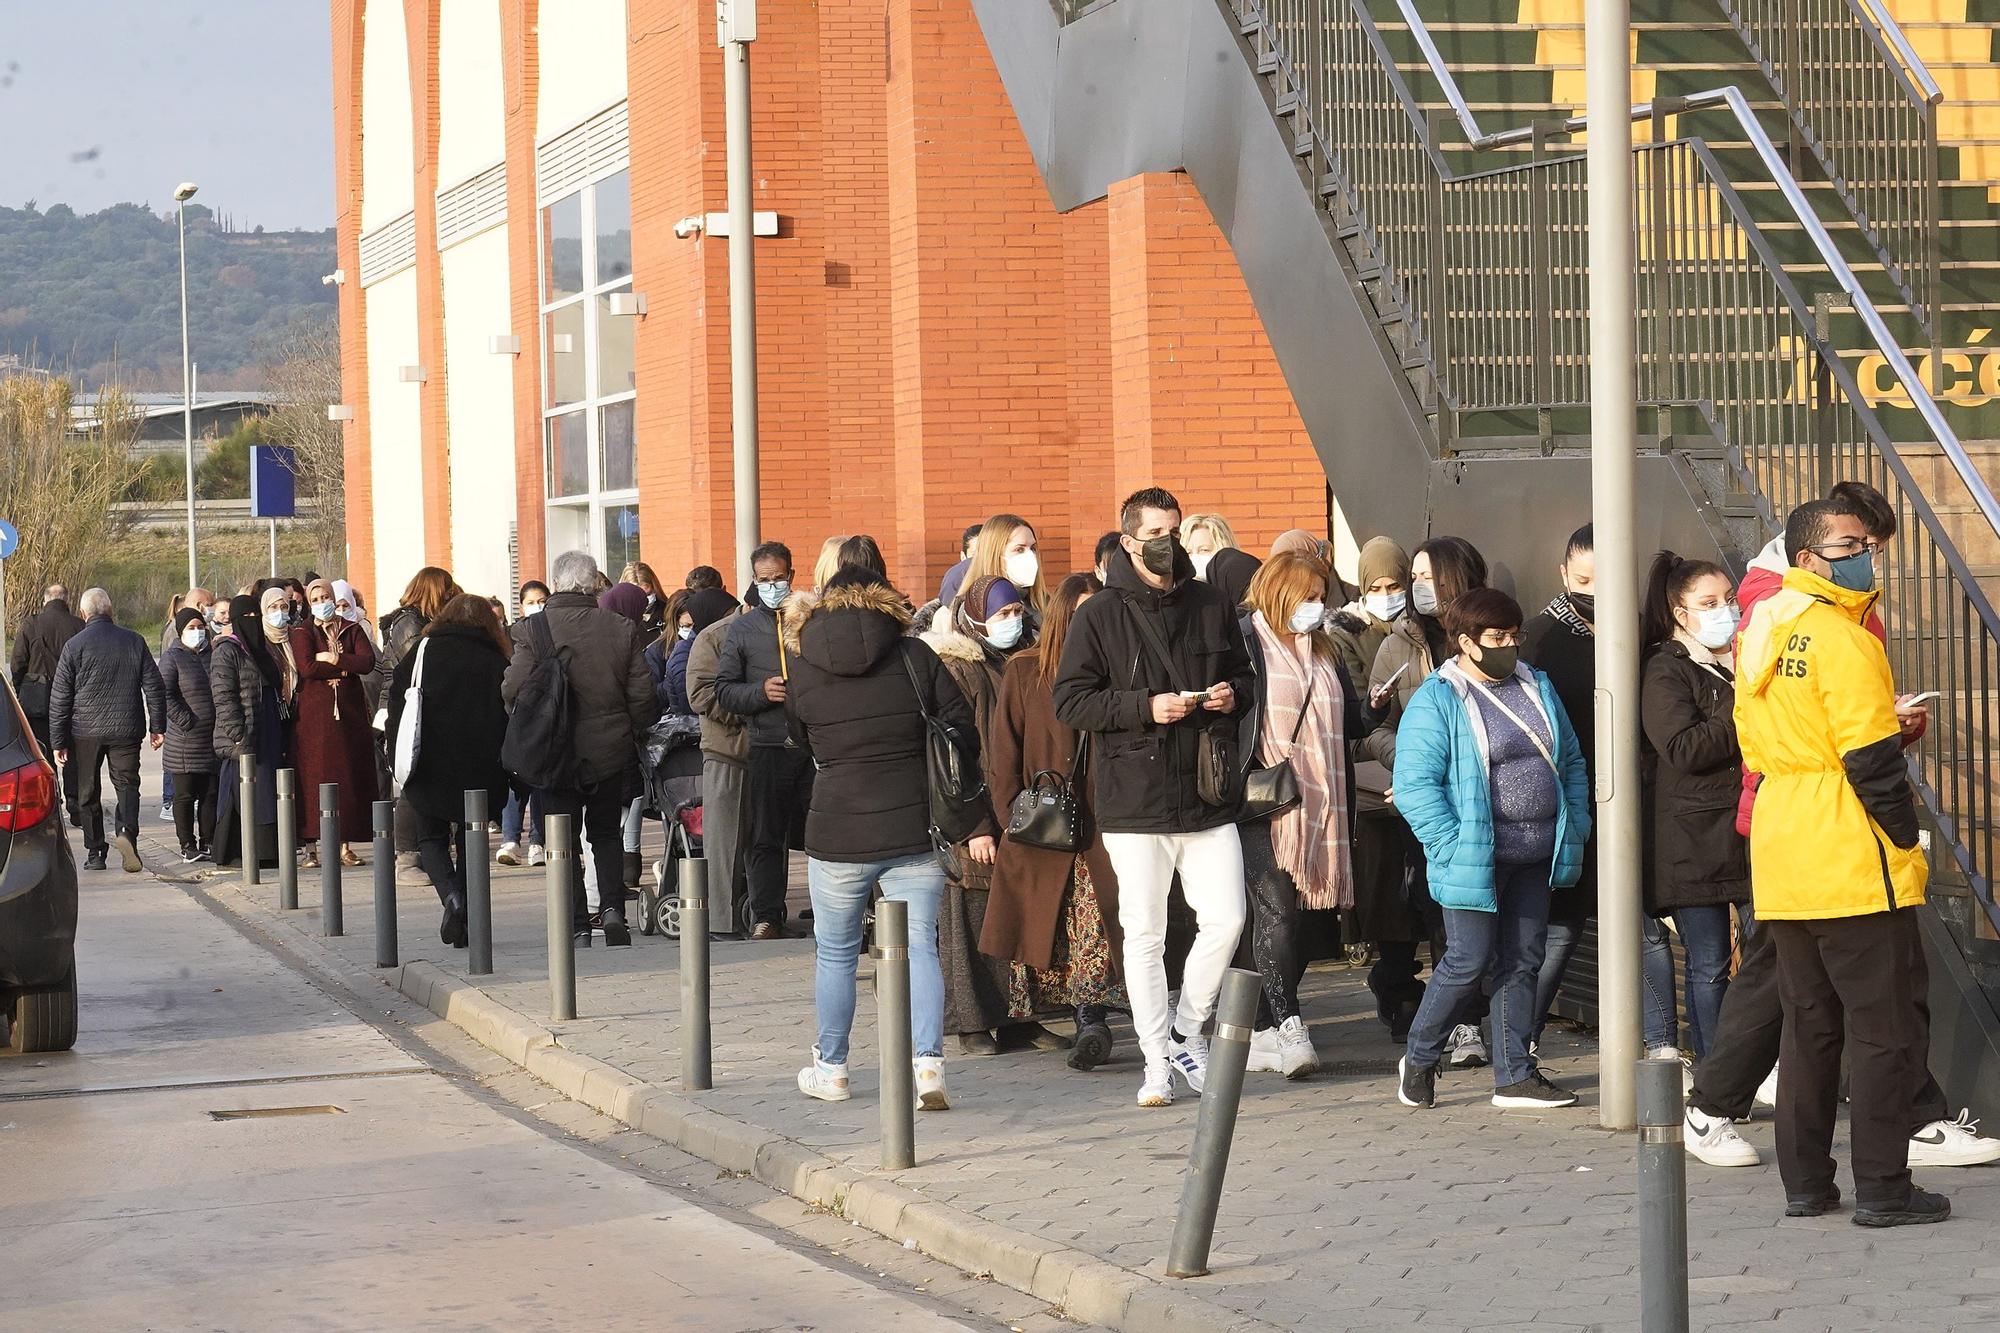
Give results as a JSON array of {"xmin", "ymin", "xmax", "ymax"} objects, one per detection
[
  {"xmin": 1245, "ymin": 1027, "xmax": 1284, "ymax": 1074},
  {"xmin": 914, "ymin": 1056, "xmax": 949, "ymax": 1111},
  {"xmin": 1755, "ymin": 1064, "xmax": 1779, "ymax": 1110},
  {"xmin": 1908, "ymin": 1110, "xmax": 2000, "ymax": 1167},
  {"xmin": 1684, "ymin": 1107, "xmax": 1760, "ymax": 1167},
  {"xmin": 1167, "ymin": 1032, "xmax": 1209, "ymax": 1094},
  {"xmin": 495, "ymin": 841, "xmax": 522, "ymax": 866},
  {"xmin": 1137, "ymin": 1061, "xmax": 1175, "ymax": 1107},
  {"xmin": 1648, "ymin": 1045, "xmax": 1695, "ymax": 1096},
  {"xmin": 1448, "ymin": 1023, "xmax": 1488, "ymax": 1069},
  {"xmin": 797, "ymin": 1047, "xmax": 851, "ymax": 1102},
  {"xmin": 1277, "ymin": 1015, "xmax": 1321, "ymax": 1080},
  {"xmin": 528, "ymin": 843, "xmax": 547, "ymax": 867}
]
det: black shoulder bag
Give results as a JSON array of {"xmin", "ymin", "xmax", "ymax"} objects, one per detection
[
  {"xmin": 1006, "ymin": 732, "xmax": 1089, "ymax": 852},
  {"xmin": 898, "ymin": 644, "xmax": 990, "ymax": 855},
  {"xmin": 1122, "ymin": 601, "xmax": 1243, "ymax": 808},
  {"xmin": 1242, "ymin": 669, "xmax": 1313, "ymax": 822}
]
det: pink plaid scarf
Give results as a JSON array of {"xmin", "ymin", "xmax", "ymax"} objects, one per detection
[{"xmin": 1253, "ymin": 612, "xmax": 1353, "ymax": 909}]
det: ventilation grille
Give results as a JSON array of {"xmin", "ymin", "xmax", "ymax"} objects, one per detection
[
  {"xmin": 358, "ymin": 211, "xmax": 417, "ymax": 287},
  {"xmin": 436, "ymin": 161, "xmax": 508, "ymax": 249},
  {"xmin": 536, "ymin": 101, "xmax": 629, "ymax": 205}
]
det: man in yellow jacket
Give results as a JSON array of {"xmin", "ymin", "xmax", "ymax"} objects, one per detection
[{"xmin": 1734, "ymin": 499, "xmax": 1947, "ymax": 1226}]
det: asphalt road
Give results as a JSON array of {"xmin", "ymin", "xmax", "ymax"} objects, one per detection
[{"xmin": 0, "ymin": 805, "xmax": 1065, "ymax": 1331}]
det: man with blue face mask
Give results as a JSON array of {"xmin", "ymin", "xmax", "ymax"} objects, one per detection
[{"xmin": 715, "ymin": 541, "xmax": 813, "ymax": 940}]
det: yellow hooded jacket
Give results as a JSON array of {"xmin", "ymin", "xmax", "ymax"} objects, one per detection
[{"xmin": 1733, "ymin": 566, "xmax": 1926, "ymax": 920}]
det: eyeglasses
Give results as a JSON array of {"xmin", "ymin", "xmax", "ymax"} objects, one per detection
[{"xmin": 1808, "ymin": 538, "xmax": 1886, "ymax": 558}]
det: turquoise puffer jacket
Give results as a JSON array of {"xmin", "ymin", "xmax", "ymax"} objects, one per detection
[{"xmin": 1391, "ymin": 660, "xmax": 1592, "ymax": 911}]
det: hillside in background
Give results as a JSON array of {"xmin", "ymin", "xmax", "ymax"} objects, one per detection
[{"xmin": 0, "ymin": 201, "xmax": 335, "ymax": 388}]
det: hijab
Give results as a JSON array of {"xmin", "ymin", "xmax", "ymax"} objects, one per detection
[
  {"xmin": 599, "ymin": 581, "xmax": 648, "ymax": 625},
  {"xmin": 230, "ymin": 593, "xmax": 282, "ymax": 688},
  {"xmin": 684, "ymin": 587, "xmax": 738, "ymax": 638}
]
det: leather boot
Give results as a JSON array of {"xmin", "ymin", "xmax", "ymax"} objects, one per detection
[{"xmin": 623, "ymin": 850, "xmax": 642, "ymax": 888}]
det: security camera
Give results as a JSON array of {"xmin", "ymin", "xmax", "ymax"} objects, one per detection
[{"xmin": 673, "ymin": 216, "xmax": 704, "ymax": 240}]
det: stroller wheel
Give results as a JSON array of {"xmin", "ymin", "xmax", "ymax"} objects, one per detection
[
  {"xmin": 637, "ymin": 884, "xmax": 657, "ymax": 936},
  {"xmin": 660, "ymin": 895, "xmax": 683, "ymax": 940}
]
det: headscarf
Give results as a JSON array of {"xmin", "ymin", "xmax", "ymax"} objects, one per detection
[
  {"xmin": 1356, "ymin": 536, "xmax": 1411, "ymax": 593},
  {"xmin": 684, "ymin": 587, "xmax": 738, "ymax": 638},
  {"xmin": 1206, "ymin": 546, "xmax": 1263, "ymax": 612},
  {"xmin": 599, "ymin": 581, "xmax": 648, "ymax": 624},
  {"xmin": 1271, "ymin": 529, "xmax": 1330, "ymax": 563},
  {"xmin": 331, "ymin": 578, "xmax": 361, "ymax": 623},
  {"xmin": 230, "ymin": 593, "xmax": 282, "ymax": 689}
]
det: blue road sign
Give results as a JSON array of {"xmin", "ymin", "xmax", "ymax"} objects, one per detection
[
  {"xmin": 0, "ymin": 519, "xmax": 18, "ymax": 560},
  {"xmin": 250, "ymin": 446, "xmax": 298, "ymax": 519}
]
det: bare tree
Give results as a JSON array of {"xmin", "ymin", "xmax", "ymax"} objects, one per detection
[
  {"xmin": 263, "ymin": 314, "xmax": 345, "ymax": 569},
  {"xmin": 0, "ymin": 375, "xmax": 143, "ymax": 630}
]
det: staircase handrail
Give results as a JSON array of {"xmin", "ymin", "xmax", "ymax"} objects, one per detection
[{"xmin": 1860, "ymin": 0, "xmax": 1944, "ymax": 102}]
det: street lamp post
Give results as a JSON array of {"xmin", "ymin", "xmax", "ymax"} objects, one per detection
[
  {"xmin": 719, "ymin": 1, "xmax": 759, "ymax": 593},
  {"xmin": 175, "ymin": 181, "xmax": 200, "ymax": 592}
]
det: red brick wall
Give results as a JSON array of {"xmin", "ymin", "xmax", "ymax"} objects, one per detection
[
  {"xmin": 332, "ymin": 0, "xmax": 372, "ymax": 607},
  {"xmin": 405, "ymin": 0, "xmax": 452, "ymax": 570},
  {"xmin": 500, "ymin": 0, "xmax": 543, "ymax": 591}
]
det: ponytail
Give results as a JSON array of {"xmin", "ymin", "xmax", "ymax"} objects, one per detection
[{"xmin": 1643, "ymin": 549, "xmax": 1732, "ymax": 650}]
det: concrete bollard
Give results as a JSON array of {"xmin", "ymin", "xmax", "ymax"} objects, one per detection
[
  {"xmin": 320, "ymin": 783, "xmax": 343, "ymax": 937},
  {"xmin": 679, "ymin": 857, "xmax": 711, "ymax": 1091},
  {"xmin": 372, "ymin": 800, "xmax": 396, "ymax": 968},
  {"xmin": 464, "ymin": 788, "xmax": 493, "ymax": 976},
  {"xmin": 874, "ymin": 897, "xmax": 914, "ymax": 1171},
  {"xmin": 545, "ymin": 813, "xmax": 576, "ymax": 1021},
  {"xmin": 237, "ymin": 748, "xmax": 258, "ymax": 888},
  {"xmin": 1637, "ymin": 1057, "xmax": 1690, "ymax": 1331},
  {"xmin": 1165, "ymin": 967, "xmax": 1261, "ymax": 1279},
  {"xmin": 275, "ymin": 768, "xmax": 298, "ymax": 909}
]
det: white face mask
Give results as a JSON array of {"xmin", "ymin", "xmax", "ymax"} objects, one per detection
[
  {"xmin": 338, "ymin": 605, "xmax": 360, "ymax": 623},
  {"xmin": 677, "ymin": 626, "xmax": 694, "ymax": 642},
  {"xmin": 182, "ymin": 626, "xmax": 207, "ymax": 650},
  {"xmin": 1686, "ymin": 604, "xmax": 1740, "ymax": 651},
  {"xmin": 522, "ymin": 602, "xmax": 545, "ymax": 617},
  {"xmin": 1003, "ymin": 550, "xmax": 1039, "ymax": 589},
  {"xmin": 1190, "ymin": 552, "xmax": 1213, "ymax": 580},
  {"xmin": 1364, "ymin": 590, "xmax": 1406, "ymax": 622},
  {"xmin": 1287, "ymin": 601, "xmax": 1326, "ymax": 634}
]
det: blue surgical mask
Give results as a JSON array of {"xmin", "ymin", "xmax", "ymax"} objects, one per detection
[
  {"xmin": 1287, "ymin": 601, "xmax": 1326, "ymax": 634},
  {"xmin": 1364, "ymin": 591, "xmax": 1406, "ymax": 622},
  {"xmin": 1827, "ymin": 550, "xmax": 1875, "ymax": 593},
  {"xmin": 1689, "ymin": 605, "xmax": 1740, "ymax": 650},
  {"xmin": 757, "ymin": 580, "xmax": 791, "ymax": 609},
  {"xmin": 982, "ymin": 615, "xmax": 1025, "ymax": 652},
  {"xmin": 311, "ymin": 600, "xmax": 336, "ymax": 621},
  {"xmin": 677, "ymin": 627, "xmax": 693, "ymax": 642},
  {"xmin": 264, "ymin": 608, "xmax": 290, "ymax": 631}
]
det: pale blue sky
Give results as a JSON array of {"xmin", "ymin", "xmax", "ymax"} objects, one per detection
[{"xmin": 0, "ymin": 1, "xmax": 332, "ymax": 229}]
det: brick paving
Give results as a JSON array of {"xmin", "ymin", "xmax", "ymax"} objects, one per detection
[{"xmin": 163, "ymin": 815, "xmax": 2000, "ymax": 1332}]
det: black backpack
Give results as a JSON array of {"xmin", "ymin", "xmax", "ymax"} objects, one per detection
[
  {"xmin": 501, "ymin": 614, "xmax": 577, "ymax": 790},
  {"xmin": 898, "ymin": 643, "xmax": 989, "ymax": 848}
]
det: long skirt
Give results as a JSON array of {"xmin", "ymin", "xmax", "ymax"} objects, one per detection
[
  {"xmin": 212, "ymin": 691, "xmax": 284, "ymax": 868},
  {"xmin": 939, "ymin": 881, "xmax": 1014, "ymax": 1036},
  {"xmin": 1008, "ymin": 860, "xmax": 1127, "ymax": 1018}
]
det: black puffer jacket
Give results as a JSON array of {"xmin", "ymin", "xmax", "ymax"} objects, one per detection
[
  {"xmin": 388, "ymin": 623, "xmax": 510, "ymax": 823},
  {"xmin": 10, "ymin": 599, "xmax": 84, "ymax": 699},
  {"xmin": 1053, "ymin": 546, "xmax": 1255, "ymax": 833},
  {"xmin": 502, "ymin": 590, "xmax": 656, "ymax": 792},
  {"xmin": 159, "ymin": 640, "xmax": 218, "ymax": 774},
  {"xmin": 49, "ymin": 616, "xmax": 166, "ymax": 749},
  {"xmin": 209, "ymin": 635, "xmax": 270, "ymax": 759},
  {"xmin": 1521, "ymin": 595, "xmax": 1598, "ymax": 920},
  {"xmin": 1640, "ymin": 640, "xmax": 1750, "ymax": 913},
  {"xmin": 714, "ymin": 599, "xmax": 790, "ymax": 747},
  {"xmin": 783, "ymin": 570, "xmax": 979, "ymax": 863}
]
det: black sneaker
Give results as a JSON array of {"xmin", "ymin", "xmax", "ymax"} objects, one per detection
[
  {"xmin": 1785, "ymin": 1185, "xmax": 1842, "ymax": 1217},
  {"xmin": 1397, "ymin": 1055, "xmax": 1438, "ymax": 1108},
  {"xmin": 572, "ymin": 929, "xmax": 593, "ymax": 949},
  {"xmin": 179, "ymin": 844, "xmax": 200, "ymax": 864},
  {"xmin": 1492, "ymin": 1071, "xmax": 1580, "ymax": 1109},
  {"xmin": 83, "ymin": 849, "xmax": 108, "ymax": 872},
  {"xmin": 600, "ymin": 911, "xmax": 632, "ymax": 947},
  {"xmin": 1854, "ymin": 1188, "xmax": 1951, "ymax": 1228}
]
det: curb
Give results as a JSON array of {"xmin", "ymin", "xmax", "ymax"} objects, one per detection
[{"xmin": 394, "ymin": 962, "xmax": 1279, "ymax": 1333}]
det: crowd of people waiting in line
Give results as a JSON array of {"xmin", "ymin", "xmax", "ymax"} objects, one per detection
[{"xmin": 10, "ymin": 478, "xmax": 1995, "ymax": 1226}]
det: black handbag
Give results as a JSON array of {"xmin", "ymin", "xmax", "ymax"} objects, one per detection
[
  {"xmin": 898, "ymin": 644, "xmax": 990, "ymax": 851},
  {"xmin": 1242, "ymin": 672, "xmax": 1313, "ymax": 821},
  {"xmin": 1122, "ymin": 602, "xmax": 1243, "ymax": 808},
  {"xmin": 1006, "ymin": 733, "xmax": 1088, "ymax": 852}
]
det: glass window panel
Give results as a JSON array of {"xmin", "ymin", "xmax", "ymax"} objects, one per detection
[
  {"xmin": 595, "ymin": 290, "xmax": 636, "ymax": 397},
  {"xmin": 546, "ymin": 502, "xmax": 591, "ymax": 562},
  {"xmin": 599, "ymin": 400, "xmax": 636, "ymax": 492},
  {"xmin": 602, "ymin": 502, "xmax": 641, "ymax": 573},
  {"xmin": 593, "ymin": 170, "xmax": 632, "ymax": 285},
  {"xmin": 544, "ymin": 410, "xmax": 588, "ymax": 498},
  {"xmin": 542, "ymin": 192, "xmax": 584, "ymax": 302},
  {"xmin": 545, "ymin": 301, "xmax": 585, "ymax": 407}
]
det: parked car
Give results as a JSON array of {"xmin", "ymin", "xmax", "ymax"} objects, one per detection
[{"xmin": 0, "ymin": 671, "xmax": 77, "ymax": 1053}]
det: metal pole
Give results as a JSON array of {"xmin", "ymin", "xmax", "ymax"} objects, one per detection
[
  {"xmin": 269, "ymin": 518, "xmax": 277, "ymax": 578},
  {"xmin": 1587, "ymin": 0, "xmax": 1642, "ymax": 1131},
  {"xmin": 1637, "ymin": 1057, "xmax": 1690, "ymax": 1331},
  {"xmin": 237, "ymin": 747, "xmax": 258, "ymax": 888},
  {"xmin": 465, "ymin": 788, "xmax": 492, "ymax": 975},
  {"xmin": 875, "ymin": 897, "xmax": 914, "ymax": 1170},
  {"xmin": 546, "ymin": 813, "xmax": 576, "ymax": 1021},
  {"xmin": 320, "ymin": 782, "xmax": 343, "ymax": 937},
  {"xmin": 372, "ymin": 800, "xmax": 396, "ymax": 967},
  {"xmin": 1166, "ymin": 968, "xmax": 1260, "ymax": 1279},
  {"xmin": 679, "ymin": 857, "xmax": 711, "ymax": 1091},
  {"xmin": 178, "ymin": 202, "xmax": 198, "ymax": 592},
  {"xmin": 723, "ymin": 28, "xmax": 760, "ymax": 592},
  {"xmin": 275, "ymin": 767, "xmax": 298, "ymax": 910}
]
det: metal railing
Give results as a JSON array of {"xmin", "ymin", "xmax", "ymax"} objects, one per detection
[
  {"xmin": 1719, "ymin": 0, "xmax": 1942, "ymax": 344},
  {"xmin": 1237, "ymin": 0, "xmax": 2000, "ymax": 917}
]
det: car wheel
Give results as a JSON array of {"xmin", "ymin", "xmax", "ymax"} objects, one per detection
[{"xmin": 9, "ymin": 961, "xmax": 78, "ymax": 1054}]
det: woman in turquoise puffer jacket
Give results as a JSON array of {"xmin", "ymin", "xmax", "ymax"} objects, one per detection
[{"xmin": 1391, "ymin": 588, "xmax": 1591, "ymax": 1113}]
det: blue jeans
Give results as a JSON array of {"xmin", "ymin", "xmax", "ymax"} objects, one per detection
[
  {"xmin": 1641, "ymin": 903, "xmax": 1743, "ymax": 1058},
  {"xmin": 1407, "ymin": 862, "xmax": 1552, "ymax": 1086},
  {"xmin": 1532, "ymin": 913, "xmax": 1585, "ymax": 1046},
  {"xmin": 501, "ymin": 787, "xmax": 543, "ymax": 846},
  {"xmin": 808, "ymin": 853, "xmax": 946, "ymax": 1064}
]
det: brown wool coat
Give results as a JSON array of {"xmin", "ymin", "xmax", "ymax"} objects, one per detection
[{"xmin": 978, "ymin": 649, "xmax": 1122, "ymax": 972}]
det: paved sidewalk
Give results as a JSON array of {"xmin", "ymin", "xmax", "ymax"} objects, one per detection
[{"xmin": 153, "ymin": 814, "xmax": 2000, "ymax": 1332}]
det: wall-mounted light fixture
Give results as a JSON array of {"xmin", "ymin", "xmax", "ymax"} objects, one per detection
[
  {"xmin": 489, "ymin": 334, "xmax": 521, "ymax": 355},
  {"xmin": 608, "ymin": 292, "xmax": 648, "ymax": 317},
  {"xmin": 327, "ymin": 404, "xmax": 356, "ymax": 421},
  {"xmin": 398, "ymin": 365, "xmax": 427, "ymax": 383}
]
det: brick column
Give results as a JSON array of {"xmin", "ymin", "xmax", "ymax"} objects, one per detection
[
  {"xmin": 405, "ymin": 0, "xmax": 452, "ymax": 570},
  {"xmin": 500, "ymin": 0, "xmax": 545, "ymax": 585},
  {"xmin": 332, "ymin": 0, "xmax": 374, "ymax": 606}
]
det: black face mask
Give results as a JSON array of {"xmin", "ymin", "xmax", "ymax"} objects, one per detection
[
  {"xmin": 1472, "ymin": 643, "xmax": 1518, "ymax": 680},
  {"xmin": 1568, "ymin": 591, "xmax": 1595, "ymax": 621},
  {"xmin": 1135, "ymin": 534, "xmax": 1179, "ymax": 579}
]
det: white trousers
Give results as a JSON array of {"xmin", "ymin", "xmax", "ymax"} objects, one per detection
[{"xmin": 1102, "ymin": 824, "xmax": 1248, "ymax": 1064}]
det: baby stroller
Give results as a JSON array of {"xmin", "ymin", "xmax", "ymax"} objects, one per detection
[{"xmin": 636, "ymin": 714, "xmax": 704, "ymax": 938}]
